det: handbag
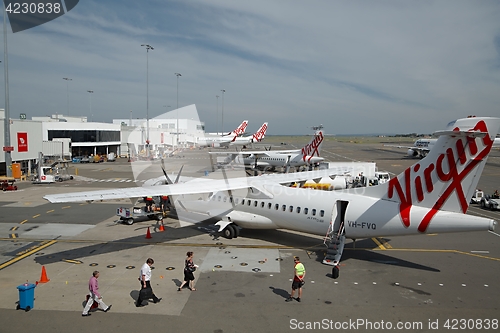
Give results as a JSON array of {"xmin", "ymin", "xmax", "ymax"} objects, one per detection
[
  {"xmin": 140, "ymin": 287, "xmax": 153, "ymax": 299},
  {"xmin": 186, "ymin": 266, "xmax": 196, "ymax": 272}
]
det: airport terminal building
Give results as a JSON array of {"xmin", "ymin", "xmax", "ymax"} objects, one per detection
[{"xmin": 1, "ymin": 105, "xmax": 206, "ymax": 176}]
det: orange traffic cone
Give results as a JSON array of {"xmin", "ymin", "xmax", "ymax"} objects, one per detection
[
  {"xmin": 38, "ymin": 266, "xmax": 50, "ymax": 283},
  {"xmin": 146, "ymin": 227, "xmax": 152, "ymax": 239},
  {"xmin": 159, "ymin": 222, "xmax": 165, "ymax": 232}
]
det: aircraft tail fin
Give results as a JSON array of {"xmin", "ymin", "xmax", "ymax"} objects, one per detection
[
  {"xmin": 227, "ymin": 120, "xmax": 248, "ymax": 137},
  {"xmin": 362, "ymin": 117, "xmax": 500, "ymax": 231},
  {"xmin": 252, "ymin": 123, "xmax": 268, "ymax": 142},
  {"xmin": 301, "ymin": 130, "xmax": 324, "ymax": 162}
]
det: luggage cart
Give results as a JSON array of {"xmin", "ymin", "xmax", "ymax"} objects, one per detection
[{"xmin": 116, "ymin": 206, "xmax": 164, "ymax": 225}]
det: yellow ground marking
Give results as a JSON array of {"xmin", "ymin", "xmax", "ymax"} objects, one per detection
[
  {"xmin": 32, "ymin": 214, "xmax": 40, "ymax": 218},
  {"xmin": 62, "ymin": 259, "xmax": 83, "ymax": 264},
  {"xmin": 19, "ymin": 220, "xmax": 28, "ymax": 224},
  {"xmin": 379, "ymin": 238, "xmax": 393, "ymax": 249},
  {"xmin": 0, "ymin": 240, "xmax": 57, "ymax": 270},
  {"xmin": 62, "ymin": 206, "xmax": 71, "ymax": 209},
  {"xmin": 371, "ymin": 237, "xmax": 386, "ymax": 250},
  {"xmin": 46, "ymin": 209, "xmax": 55, "ymax": 213}
]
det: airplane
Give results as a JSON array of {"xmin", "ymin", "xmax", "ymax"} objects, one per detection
[
  {"xmin": 211, "ymin": 130, "xmax": 325, "ymax": 172},
  {"xmin": 387, "ymin": 136, "xmax": 500, "ymax": 158},
  {"xmin": 206, "ymin": 120, "xmax": 249, "ymax": 137},
  {"xmin": 44, "ymin": 116, "xmax": 500, "ymax": 277},
  {"xmin": 197, "ymin": 120, "xmax": 249, "ymax": 148},
  {"xmin": 227, "ymin": 122, "xmax": 268, "ymax": 147}
]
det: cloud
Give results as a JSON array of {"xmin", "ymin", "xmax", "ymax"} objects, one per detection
[{"xmin": 2, "ymin": 0, "xmax": 500, "ymax": 135}]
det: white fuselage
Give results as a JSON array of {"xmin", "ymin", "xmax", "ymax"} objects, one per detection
[
  {"xmin": 233, "ymin": 153, "xmax": 323, "ymax": 168},
  {"xmin": 176, "ymin": 184, "xmax": 495, "ymax": 238}
]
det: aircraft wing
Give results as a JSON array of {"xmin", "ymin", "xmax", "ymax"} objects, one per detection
[
  {"xmin": 43, "ymin": 165, "xmax": 372, "ymax": 204},
  {"xmin": 209, "ymin": 150, "xmax": 300, "ymax": 157}
]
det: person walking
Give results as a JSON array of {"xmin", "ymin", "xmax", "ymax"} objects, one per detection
[
  {"xmin": 286, "ymin": 256, "xmax": 305, "ymax": 302},
  {"xmin": 82, "ymin": 271, "xmax": 111, "ymax": 316},
  {"xmin": 136, "ymin": 258, "xmax": 162, "ymax": 307},
  {"xmin": 178, "ymin": 251, "xmax": 198, "ymax": 291}
]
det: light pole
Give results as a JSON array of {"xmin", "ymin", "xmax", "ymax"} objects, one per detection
[
  {"xmin": 221, "ymin": 89, "xmax": 225, "ymax": 135},
  {"xmin": 87, "ymin": 90, "xmax": 93, "ymax": 121},
  {"xmin": 216, "ymin": 95, "xmax": 219, "ymax": 135},
  {"xmin": 175, "ymin": 73, "xmax": 181, "ymax": 147},
  {"xmin": 141, "ymin": 44, "xmax": 153, "ymax": 155},
  {"xmin": 3, "ymin": 9, "xmax": 12, "ymax": 177},
  {"xmin": 63, "ymin": 77, "xmax": 72, "ymax": 115}
]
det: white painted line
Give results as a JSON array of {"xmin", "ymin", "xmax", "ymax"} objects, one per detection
[
  {"xmin": 488, "ymin": 231, "xmax": 500, "ymax": 237},
  {"xmin": 471, "ymin": 250, "xmax": 490, "ymax": 253}
]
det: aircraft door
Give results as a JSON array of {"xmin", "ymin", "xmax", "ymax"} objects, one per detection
[{"xmin": 331, "ymin": 200, "xmax": 348, "ymax": 234}]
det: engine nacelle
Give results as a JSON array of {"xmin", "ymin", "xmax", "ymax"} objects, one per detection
[
  {"xmin": 407, "ymin": 149, "xmax": 418, "ymax": 157},
  {"xmin": 226, "ymin": 210, "xmax": 278, "ymax": 229}
]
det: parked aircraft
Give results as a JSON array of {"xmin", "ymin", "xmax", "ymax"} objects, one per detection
[
  {"xmin": 388, "ymin": 136, "xmax": 499, "ymax": 158},
  {"xmin": 44, "ymin": 117, "xmax": 500, "ymax": 277},
  {"xmin": 197, "ymin": 120, "xmax": 249, "ymax": 148},
  {"xmin": 227, "ymin": 122, "xmax": 268, "ymax": 147},
  {"xmin": 206, "ymin": 120, "xmax": 249, "ymax": 137},
  {"xmin": 212, "ymin": 130, "xmax": 324, "ymax": 171}
]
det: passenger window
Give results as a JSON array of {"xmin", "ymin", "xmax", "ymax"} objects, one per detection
[
  {"xmin": 304, "ymin": 208, "xmax": 309, "ymax": 215},
  {"xmin": 248, "ymin": 200, "xmax": 251, "ymax": 206},
  {"xmin": 282, "ymin": 205, "xmax": 286, "ymax": 211},
  {"xmin": 218, "ymin": 196, "xmax": 221, "ymax": 202},
  {"xmin": 254, "ymin": 201, "xmax": 258, "ymax": 207},
  {"xmin": 229, "ymin": 197, "xmax": 233, "ymax": 203},
  {"xmin": 289, "ymin": 206, "xmax": 293, "ymax": 212},
  {"xmin": 312, "ymin": 209, "xmax": 316, "ymax": 216},
  {"xmin": 261, "ymin": 202, "xmax": 265, "ymax": 208},
  {"xmin": 320, "ymin": 210, "xmax": 324, "ymax": 217},
  {"xmin": 242, "ymin": 199, "xmax": 245, "ymax": 205},
  {"xmin": 296, "ymin": 207, "xmax": 301, "ymax": 213},
  {"xmin": 268, "ymin": 203, "xmax": 272, "ymax": 209},
  {"xmin": 275, "ymin": 204, "xmax": 279, "ymax": 210},
  {"xmin": 223, "ymin": 197, "xmax": 227, "ymax": 202}
]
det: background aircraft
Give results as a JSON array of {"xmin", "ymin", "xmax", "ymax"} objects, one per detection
[
  {"xmin": 212, "ymin": 130, "xmax": 324, "ymax": 172},
  {"xmin": 387, "ymin": 136, "xmax": 500, "ymax": 158},
  {"xmin": 197, "ymin": 120, "xmax": 249, "ymax": 147}
]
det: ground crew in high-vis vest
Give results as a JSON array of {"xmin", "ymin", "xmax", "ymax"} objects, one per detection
[
  {"xmin": 145, "ymin": 196, "xmax": 154, "ymax": 212},
  {"xmin": 286, "ymin": 256, "xmax": 306, "ymax": 302}
]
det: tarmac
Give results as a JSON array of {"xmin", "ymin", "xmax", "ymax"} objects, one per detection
[{"xmin": 0, "ymin": 137, "xmax": 499, "ymax": 333}]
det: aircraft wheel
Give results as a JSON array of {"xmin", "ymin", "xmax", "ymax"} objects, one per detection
[
  {"xmin": 58, "ymin": 178, "xmax": 63, "ymax": 182},
  {"xmin": 232, "ymin": 224, "xmax": 240, "ymax": 238},
  {"xmin": 227, "ymin": 224, "xmax": 239, "ymax": 238},
  {"xmin": 223, "ymin": 225, "xmax": 235, "ymax": 239},
  {"xmin": 125, "ymin": 219, "xmax": 134, "ymax": 225}
]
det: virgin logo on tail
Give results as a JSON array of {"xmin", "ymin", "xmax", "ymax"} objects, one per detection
[
  {"xmin": 252, "ymin": 123, "xmax": 268, "ymax": 141},
  {"xmin": 301, "ymin": 131, "xmax": 324, "ymax": 162},
  {"xmin": 234, "ymin": 121, "xmax": 248, "ymax": 136},
  {"xmin": 388, "ymin": 120, "xmax": 494, "ymax": 233}
]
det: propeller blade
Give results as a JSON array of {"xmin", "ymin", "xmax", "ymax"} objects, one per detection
[
  {"xmin": 174, "ymin": 165, "xmax": 184, "ymax": 184},
  {"xmin": 160, "ymin": 159, "xmax": 174, "ymax": 185}
]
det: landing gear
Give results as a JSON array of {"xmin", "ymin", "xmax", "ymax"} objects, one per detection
[{"xmin": 222, "ymin": 224, "xmax": 239, "ymax": 239}]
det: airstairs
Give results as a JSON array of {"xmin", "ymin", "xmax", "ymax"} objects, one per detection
[{"xmin": 323, "ymin": 201, "xmax": 347, "ymax": 266}]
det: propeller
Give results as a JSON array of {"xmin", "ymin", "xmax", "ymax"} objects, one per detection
[{"xmin": 160, "ymin": 159, "xmax": 183, "ymax": 184}]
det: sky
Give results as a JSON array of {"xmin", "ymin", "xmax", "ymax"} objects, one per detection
[{"xmin": 1, "ymin": 0, "xmax": 500, "ymax": 135}]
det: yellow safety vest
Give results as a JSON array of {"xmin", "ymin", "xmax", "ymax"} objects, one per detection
[{"xmin": 295, "ymin": 263, "xmax": 305, "ymax": 276}]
